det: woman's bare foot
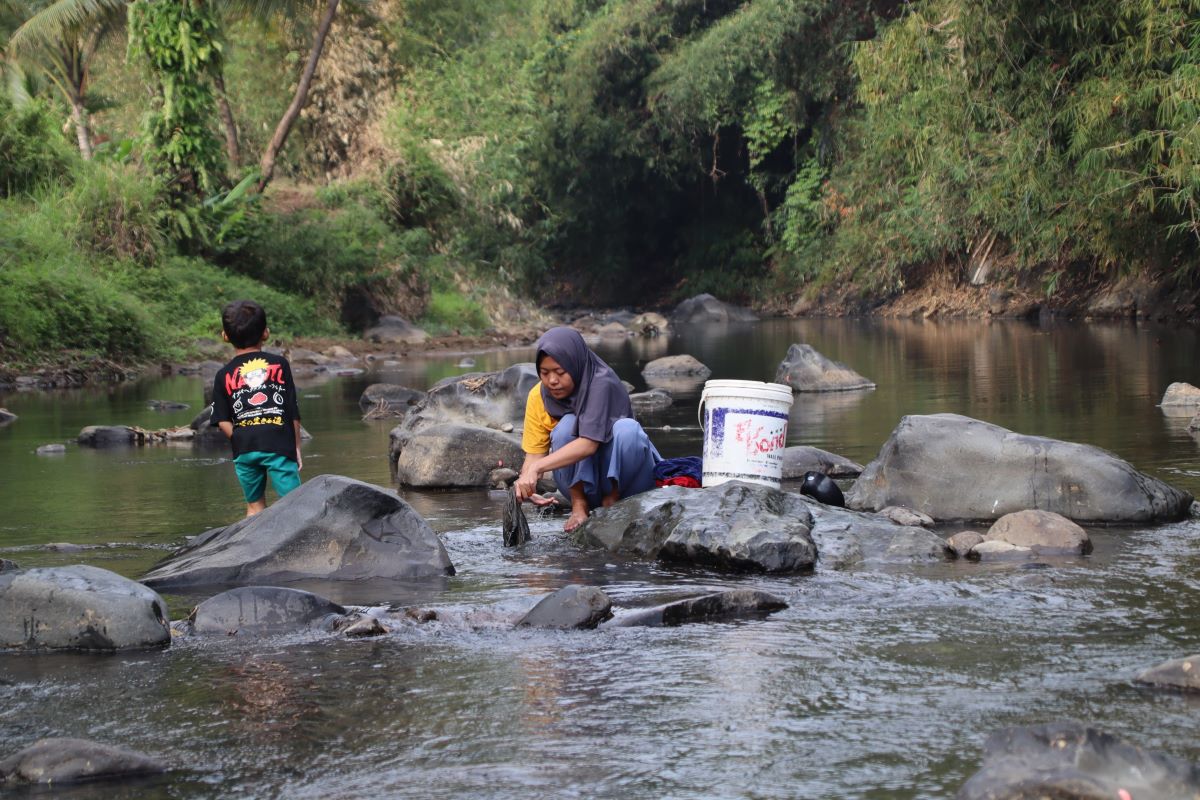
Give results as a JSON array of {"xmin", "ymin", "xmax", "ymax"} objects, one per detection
[{"xmin": 563, "ymin": 508, "xmax": 589, "ymax": 532}]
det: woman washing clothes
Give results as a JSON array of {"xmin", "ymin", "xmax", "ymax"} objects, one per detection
[{"xmin": 515, "ymin": 327, "xmax": 662, "ymax": 532}]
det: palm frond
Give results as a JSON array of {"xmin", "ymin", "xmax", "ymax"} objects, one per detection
[{"xmin": 7, "ymin": 0, "xmax": 125, "ymax": 53}]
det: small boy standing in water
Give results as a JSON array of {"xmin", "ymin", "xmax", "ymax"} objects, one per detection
[{"xmin": 211, "ymin": 300, "xmax": 303, "ymax": 517}]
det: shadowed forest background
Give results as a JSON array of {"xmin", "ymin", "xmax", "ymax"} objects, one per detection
[{"xmin": 3, "ymin": 0, "xmax": 1199, "ymax": 364}]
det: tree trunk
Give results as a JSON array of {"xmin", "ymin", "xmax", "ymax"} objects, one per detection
[
  {"xmin": 256, "ymin": 0, "xmax": 340, "ymax": 192},
  {"xmin": 69, "ymin": 96, "xmax": 93, "ymax": 160},
  {"xmin": 213, "ymin": 70, "xmax": 241, "ymax": 166}
]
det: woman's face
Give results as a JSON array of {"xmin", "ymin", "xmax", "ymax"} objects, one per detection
[{"xmin": 538, "ymin": 355, "xmax": 575, "ymax": 400}]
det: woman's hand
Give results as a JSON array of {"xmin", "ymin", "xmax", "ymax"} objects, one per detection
[{"xmin": 515, "ymin": 454, "xmax": 543, "ymax": 502}]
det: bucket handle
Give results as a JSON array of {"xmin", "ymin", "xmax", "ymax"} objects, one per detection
[{"xmin": 697, "ymin": 386, "xmax": 710, "ymax": 431}]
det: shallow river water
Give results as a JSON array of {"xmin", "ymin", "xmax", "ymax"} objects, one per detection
[{"xmin": 1, "ymin": 317, "xmax": 1199, "ymax": 799}]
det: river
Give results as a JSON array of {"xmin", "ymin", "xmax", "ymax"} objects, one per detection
[{"xmin": 1, "ymin": 317, "xmax": 1198, "ymax": 799}]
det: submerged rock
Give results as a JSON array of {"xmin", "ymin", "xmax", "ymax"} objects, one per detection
[
  {"xmin": 780, "ymin": 445, "xmax": 864, "ymax": 479},
  {"xmin": 77, "ymin": 425, "xmax": 137, "ymax": 447},
  {"xmin": 142, "ymin": 475, "xmax": 454, "ymax": 590},
  {"xmin": 775, "ymin": 344, "xmax": 875, "ymax": 392},
  {"xmin": 0, "ymin": 737, "xmax": 166, "ymax": 785},
  {"xmin": 0, "ymin": 565, "xmax": 170, "ymax": 651},
  {"xmin": 846, "ymin": 413, "xmax": 1193, "ymax": 523},
  {"xmin": 1135, "ymin": 654, "xmax": 1200, "ymax": 692},
  {"xmin": 606, "ymin": 589, "xmax": 787, "ymax": 627},
  {"xmin": 516, "ymin": 585, "xmax": 613, "ymax": 630},
  {"xmin": 0, "ymin": 408, "xmax": 17, "ymax": 426},
  {"xmin": 957, "ymin": 721, "xmax": 1200, "ymax": 800},
  {"xmin": 188, "ymin": 586, "xmax": 347, "ymax": 634},
  {"xmin": 630, "ymin": 388, "xmax": 674, "ymax": 415},
  {"xmin": 35, "ymin": 443, "xmax": 66, "ymax": 455},
  {"xmin": 359, "ymin": 383, "xmax": 423, "ymax": 418}
]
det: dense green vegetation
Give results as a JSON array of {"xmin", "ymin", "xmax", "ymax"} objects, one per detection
[{"xmin": 3, "ymin": 0, "xmax": 1199, "ymax": 365}]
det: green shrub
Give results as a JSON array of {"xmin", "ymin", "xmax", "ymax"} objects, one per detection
[
  {"xmin": 66, "ymin": 163, "xmax": 166, "ymax": 265},
  {"xmin": 421, "ymin": 286, "xmax": 489, "ymax": 334},
  {"xmin": 0, "ymin": 97, "xmax": 76, "ymax": 198}
]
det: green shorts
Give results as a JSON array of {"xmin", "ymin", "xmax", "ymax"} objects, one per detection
[{"xmin": 233, "ymin": 451, "xmax": 300, "ymax": 503}]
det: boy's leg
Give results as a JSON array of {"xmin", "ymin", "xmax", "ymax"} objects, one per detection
[
  {"xmin": 262, "ymin": 453, "xmax": 301, "ymax": 499},
  {"xmin": 233, "ymin": 453, "xmax": 269, "ymax": 516}
]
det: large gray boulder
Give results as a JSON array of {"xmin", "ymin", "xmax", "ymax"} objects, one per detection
[
  {"xmin": 359, "ymin": 383, "xmax": 423, "ymax": 417},
  {"xmin": 0, "ymin": 565, "xmax": 170, "ymax": 651},
  {"xmin": 1159, "ymin": 381, "xmax": 1200, "ymax": 417},
  {"xmin": 781, "ymin": 445, "xmax": 864, "ymax": 479},
  {"xmin": 801, "ymin": 498, "xmax": 951, "ymax": 569},
  {"xmin": 142, "ymin": 475, "xmax": 454, "ymax": 590},
  {"xmin": 0, "ymin": 738, "xmax": 166, "ymax": 785},
  {"xmin": 957, "ymin": 721, "xmax": 1200, "ymax": 800},
  {"xmin": 574, "ymin": 482, "xmax": 816, "ymax": 573},
  {"xmin": 641, "ymin": 354, "xmax": 712, "ymax": 379},
  {"xmin": 406, "ymin": 363, "xmax": 538, "ymax": 432},
  {"xmin": 363, "ymin": 315, "xmax": 428, "ymax": 345},
  {"xmin": 606, "ymin": 589, "xmax": 787, "ymax": 627},
  {"xmin": 775, "ymin": 343, "xmax": 875, "ymax": 392},
  {"xmin": 670, "ymin": 293, "xmax": 758, "ymax": 324},
  {"xmin": 188, "ymin": 586, "xmax": 347, "ymax": 634},
  {"xmin": 846, "ymin": 413, "xmax": 1193, "ymax": 523},
  {"xmin": 392, "ymin": 422, "xmax": 525, "ymax": 487},
  {"xmin": 77, "ymin": 425, "xmax": 137, "ymax": 447}
]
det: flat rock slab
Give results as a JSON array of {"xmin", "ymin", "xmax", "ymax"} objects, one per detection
[
  {"xmin": 142, "ymin": 475, "xmax": 454, "ymax": 590},
  {"xmin": 516, "ymin": 585, "xmax": 613, "ymax": 629},
  {"xmin": 0, "ymin": 565, "xmax": 170, "ymax": 651},
  {"xmin": 606, "ymin": 589, "xmax": 787, "ymax": 627},
  {"xmin": 957, "ymin": 721, "xmax": 1200, "ymax": 800},
  {"xmin": 189, "ymin": 586, "xmax": 347, "ymax": 634},
  {"xmin": 1135, "ymin": 654, "xmax": 1200, "ymax": 692},
  {"xmin": 0, "ymin": 737, "xmax": 166, "ymax": 785},
  {"xmin": 846, "ymin": 413, "xmax": 1193, "ymax": 523},
  {"xmin": 775, "ymin": 344, "xmax": 875, "ymax": 392}
]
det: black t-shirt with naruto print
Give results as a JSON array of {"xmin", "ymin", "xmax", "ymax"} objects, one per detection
[{"xmin": 211, "ymin": 351, "xmax": 301, "ymax": 461}]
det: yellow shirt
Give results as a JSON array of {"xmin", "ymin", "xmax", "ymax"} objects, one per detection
[{"xmin": 522, "ymin": 383, "xmax": 557, "ymax": 454}]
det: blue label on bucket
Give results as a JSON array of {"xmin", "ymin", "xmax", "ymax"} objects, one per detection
[{"xmin": 705, "ymin": 406, "xmax": 789, "ymax": 464}]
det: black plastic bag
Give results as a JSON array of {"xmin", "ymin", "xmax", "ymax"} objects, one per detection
[{"xmin": 502, "ymin": 487, "xmax": 531, "ymax": 547}]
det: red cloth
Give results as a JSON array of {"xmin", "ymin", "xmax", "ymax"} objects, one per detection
[{"xmin": 656, "ymin": 476, "xmax": 701, "ymax": 488}]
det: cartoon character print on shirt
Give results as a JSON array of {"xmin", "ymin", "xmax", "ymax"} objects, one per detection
[{"xmin": 224, "ymin": 357, "xmax": 288, "ymax": 428}]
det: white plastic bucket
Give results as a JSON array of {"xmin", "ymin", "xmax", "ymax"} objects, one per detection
[{"xmin": 698, "ymin": 379, "xmax": 794, "ymax": 488}]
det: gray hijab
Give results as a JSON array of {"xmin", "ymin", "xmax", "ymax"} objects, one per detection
[{"xmin": 536, "ymin": 327, "xmax": 632, "ymax": 443}]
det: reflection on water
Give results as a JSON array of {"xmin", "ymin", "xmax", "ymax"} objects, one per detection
[{"xmin": 1, "ymin": 317, "xmax": 1199, "ymax": 798}]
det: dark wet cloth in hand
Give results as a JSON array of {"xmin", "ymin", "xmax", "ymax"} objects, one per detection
[{"xmin": 503, "ymin": 487, "xmax": 530, "ymax": 547}]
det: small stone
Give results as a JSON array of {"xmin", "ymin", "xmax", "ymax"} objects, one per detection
[
  {"xmin": 342, "ymin": 616, "xmax": 388, "ymax": 637},
  {"xmin": 36, "ymin": 444, "xmax": 66, "ymax": 455},
  {"xmin": 946, "ymin": 530, "xmax": 985, "ymax": 558}
]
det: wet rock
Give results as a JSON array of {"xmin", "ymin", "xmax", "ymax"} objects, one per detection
[
  {"xmin": 358, "ymin": 383, "xmax": 423, "ymax": 417},
  {"xmin": 0, "ymin": 559, "xmax": 19, "ymax": 573},
  {"xmin": 0, "ymin": 565, "xmax": 170, "ymax": 651},
  {"xmin": 670, "ymin": 293, "xmax": 758, "ymax": 324},
  {"xmin": 957, "ymin": 721, "xmax": 1200, "ymax": 800},
  {"xmin": 287, "ymin": 347, "xmax": 328, "ymax": 365},
  {"xmin": 0, "ymin": 408, "xmax": 17, "ymax": 425},
  {"xmin": 629, "ymin": 311, "xmax": 670, "ymax": 336},
  {"xmin": 946, "ymin": 531, "xmax": 985, "ymax": 558},
  {"xmin": 606, "ymin": 589, "xmax": 787, "ymax": 628},
  {"xmin": 641, "ymin": 354, "xmax": 712, "ymax": 380},
  {"xmin": 188, "ymin": 586, "xmax": 347, "ymax": 634},
  {"xmin": 630, "ymin": 388, "xmax": 673, "ymax": 415},
  {"xmin": 396, "ymin": 364, "xmax": 538, "ymax": 437},
  {"xmin": 775, "ymin": 343, "xmax": 875, "ymax": 392},
  {"xmin": 35, "ymin": 444, "xmax": 66, "ymax": 455},
  {"xmin": 516, "ymin": 585, "xmax": 613, "ymax": 630},
  {"xmin": 1159, "ymin": 381, "xmax": 1200, "ymax": 416},
  {"xmin": 986, "ymin": 509, "xmax": 1092, "ymax": 555},
  {"xmin": 489, "ymin": 467, "xmax": 519, "ymax": 488},
  {"xmin": 969, "ymin": 540, "xmax": 1034, "ymax": 561},
  {"xmin": 325, "ymin": 345, "xmax": 354, "ymax": 359},
  {"xmin": 846, "ymin": 413, "xmax": 1193, "ymax": 523},
  {"xmin": 803, "ymin": 500, "xmax": 952, "ymax": 568},
  {"xmin": 341, "ymin": 615, "xmax": 389, "ymax": 637},
  {"xmin": 1190, "ymin": 412, "xmax": 1200, "ymax": 432},
  {"xmin": 597, "ymin": 321, "xmax": 629, "ymax": 337},
  {"xmin": 878, "ymin": 506, "xmax": 933, "ymax": 527},
  {"xmin": 1134, "ymin": 654, "xmax": 1200, "ymax": 692},
  {"xmin": 364, "ymin": 315, "xmax": 428, "ymax": 345},
  {"xmin": 799, "ymin": 471, "xmax": 845, "ymax": 507},
  {"xmin": 142, "ymin": 475, "xmax": 454, "ymax": 590},
  {"xmin": 392, "ymin": 422, "xmax": 525, "ymax": 487},
  {"xmin": 0, "ymin": 737, "xmax": 166, "ymax": 785},
  {"xmin": 77, "ymin": 425, "xmax": 137, "ymax": 447},
  {"xmin": 188, "ymin": 404, "xmax": 227, "ymax": 447},
  {"xmin": 780, "ymin": 446, "xmax": 864, "ymax": 479},
  {"xmin": 576, "ymin": 482, "xmax": 817, "ymax": 573}
]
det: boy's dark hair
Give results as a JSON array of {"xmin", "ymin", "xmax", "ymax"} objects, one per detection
[{"xmin": 222, "ymin": 300, "xmax": 268, "ymax": 348}]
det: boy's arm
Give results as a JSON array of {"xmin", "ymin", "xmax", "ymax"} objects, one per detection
[
  {"xmin": 218, "ymin": 421, "xmax": 233, "ymax": 439},
  {"xmin": 294, "ymin": 420, "xmax": 303, "ymax": 470}
]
